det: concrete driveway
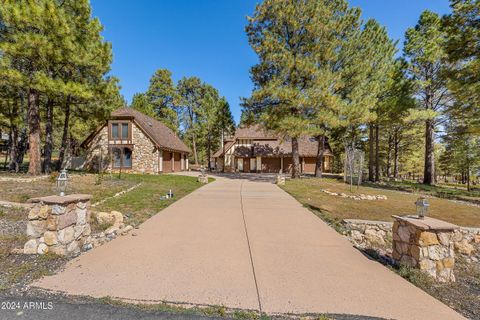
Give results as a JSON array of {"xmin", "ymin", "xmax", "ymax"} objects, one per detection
[{"xmin": 33, "ymin": 175, "xmax": 464, "ymax": 320}]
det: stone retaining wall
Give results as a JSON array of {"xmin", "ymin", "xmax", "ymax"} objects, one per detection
[
  {"xmin": 24, "ymin": 194, "xmax": 93, "ymax": 257},
  {"xmin": 343, "ymin": 218, "xmax": 480, "ymax": 261}
]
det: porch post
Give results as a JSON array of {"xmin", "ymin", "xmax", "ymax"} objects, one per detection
[
  {"xmin": 181, "ymin": 153, "xmax": 184, "ymax": 171},
  {"xmin": 301, "ymin": 157, "xmax": 305, "ymax": 173},
  {"xmin": 171, "ymin": 152, "xmax": 174, "ymax": 172},
  {"xmin": 281, "ymin": 157, "xmax": 284, "ymax": 173}
]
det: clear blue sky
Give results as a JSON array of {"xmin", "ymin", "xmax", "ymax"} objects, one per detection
[{"xmin": 90, "ymin": 0, "xmax": 452, "ymax": 124}]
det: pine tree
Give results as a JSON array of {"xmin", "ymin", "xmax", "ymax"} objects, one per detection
[
  {"xmin": 146, "ymin": 69, "xmax": 180, "ymax": 132},
  {"xmin": 404, "ymin": 11, "xmax": 451, "ymax": 185},
  {"xmin": 131, "ymin": 93, "xmax": 156, "ymax": 117},
  {"xmin": 244, "ymin": 0, "xmax": 334, "ymax": 178}
]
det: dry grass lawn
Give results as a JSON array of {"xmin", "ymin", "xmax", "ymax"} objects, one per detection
[
  {"xmin": 0, "ymin": 173, "xmax": 137, "ymax": 203},
  {"xmin": 282, "ymin": 178, "xmax": 480, "ymax": 227}
]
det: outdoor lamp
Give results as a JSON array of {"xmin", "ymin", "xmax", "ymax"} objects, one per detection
[
  {"xmin": 415, "ymin": 197, "xmax": 429, "ymax": 219},
  {"xmin": 56, "ymin": 169, "xmax": 68, "ymax": 197}
]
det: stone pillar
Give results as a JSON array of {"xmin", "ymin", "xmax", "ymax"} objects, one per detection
[
  {"xmin": 392, "ymin": 215, "xmax": 457, "ymax": 282},
  {"xmin": 24, "ymin": 194, "xmax": 92, "ymax": 257}
]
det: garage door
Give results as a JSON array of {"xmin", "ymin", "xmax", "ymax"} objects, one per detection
[
  {"xmin": 262, "ymin": 157, "xmax": 281, "ymax": 173},
  {"xmin": 174, "ymin": 152, "xmax": 181, "ymax": 171},
  {"xmin": 303, "ymin": 157, "xmax": 316, "ymax": 174},
  {"xmin": 163, "ymin": 152, "xmax": 172, "ymax": 173}
]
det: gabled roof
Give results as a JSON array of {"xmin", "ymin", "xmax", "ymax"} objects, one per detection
[
  {"xmin": 111, "ymin": 108, "xmax": 191, "ymax": 154},
  {"xmin": 234, "ymin": 124, "xmax": 277, "ymax": 139},
  {"xmin": 213, "ymin": 125, "xmax": 333, "ymax": 158}
]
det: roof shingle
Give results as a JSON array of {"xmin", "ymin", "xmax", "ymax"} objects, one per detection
[{"xmin": 112, "ymin": 107, "xmax": 191, "ymax": 154}]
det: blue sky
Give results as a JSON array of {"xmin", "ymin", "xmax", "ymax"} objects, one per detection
[{"xmin": 90, "ymin": 0, "xmax": 452, "ymax": 124}]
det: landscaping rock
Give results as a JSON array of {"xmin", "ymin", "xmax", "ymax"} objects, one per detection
[
  {"xmin": 26, "ymin": 220, "xmax": 47, "ymax": 238},
  {"xmin": 46, "ymin": 215, "xmax": 58, "ymax": 231},
  {"xmin": 43, "ymin": 231, "xmax": 58, "ymax": 246},
  {"xmin": 57, "ymin": 210, "xmax": 77, "ymax": 229},
  {"xmin": 57, "ymin": 226, "xmax": 75, "ymax": 245},
  {"xmin": 110, "ymin": 211, "xmax": 123, "ymax": 226},
  {"xmin": 105, "ymin": 225, "xmax": 119, "ymax": 235},
  {"xmin": 23, "ymin": 239, "xmax": 38, "ymax": 254},
  {"xmin": 95, "ymin": 211, "xmax": 114, "ymax": 225},
  {"xmin": 37, "ymin": 243, "xmax": 48, "ymax": 254},
  {"xmin": 455, "ymin": 239, "xmax": 475, "ymax": 256}
]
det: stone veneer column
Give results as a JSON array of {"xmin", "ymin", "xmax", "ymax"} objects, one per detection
[
  {"xmin": 24, "ymin": 194, "xmax": 92, "ymax": 257},
  {"xmin": 392, "ymin": 215, "xmax": 457, "ymax": 282}
]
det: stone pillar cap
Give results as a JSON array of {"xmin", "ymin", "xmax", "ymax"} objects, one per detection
[
  {"xmin": 28, "ymin": 194, "xmax": 92, "ymax": 205},
  {"xmin": 392, "ymin": 215, "xmax": 458, "ymax": 231}
]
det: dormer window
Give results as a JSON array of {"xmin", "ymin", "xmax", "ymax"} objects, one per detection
[{"xmin": 109, "ymin": 121, "xmax": 131, "ymax": 140}]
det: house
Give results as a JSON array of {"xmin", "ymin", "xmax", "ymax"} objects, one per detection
[
  {"xmin": 213, "ymin": 125, "xmax": 333, "ymax": 174},
  {"xmin": 82, "ymin": 107, "xmax": 191, "ymax": 174}
]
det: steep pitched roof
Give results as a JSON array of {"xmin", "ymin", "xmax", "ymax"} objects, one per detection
[
  {"xmin": 111, "ymin": 107, "xmax": 191, "ymax": 153},
  {"xmin": 234, "ymin": 124, "xmax": 277, "ymax": 139}
]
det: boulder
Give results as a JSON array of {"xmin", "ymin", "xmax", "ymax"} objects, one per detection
[
  {"xmin": 110, "ymin": 211, "xmax": 123, "ymax": 226},
  {"xmin": 49, "ymin": 245, "xmax": 66, "ymax": 256},
  {"xmin": 455, "ymin": 239, "xmax": 475, "ymax": 256},
  {"xmin": 95, "ymin": 211, "xmax": 115, "ymax": 225},
  {"xmin": 121, "ymin": 225, "xmax": 133, "ymax": 235}
]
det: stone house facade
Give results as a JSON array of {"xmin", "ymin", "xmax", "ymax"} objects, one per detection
[
  {"xmin": 82, "ymin": 108, "xmax": 191, "ymax": 174},
  {"xmin": 213, "ymin": 124, "xmax": 334, "ymax": 174}
]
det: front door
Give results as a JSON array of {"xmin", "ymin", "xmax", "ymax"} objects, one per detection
[{"xmin": 237, "ymin": 158, "xmax": 244, "ymax": 172}]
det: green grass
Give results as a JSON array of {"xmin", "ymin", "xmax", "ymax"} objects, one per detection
[
  {"xmin": 282, "ymin": 177, "xmax": 480, "ymax": 227},
  {"xmin": 96, "ymin": 174, "xmax": 210, "ymax": 227}
]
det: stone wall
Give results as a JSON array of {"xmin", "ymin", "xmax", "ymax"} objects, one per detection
[
  {"xmin": 392, "ymin": 216, "xmax": 456, "ymax": 282},
  {"xmin": 344, "ymin": 219, "xmax": 479, "ymax": 255},
  {"xmin": 24, "ymin": 194, "xmax": 92, "ymax": 257},
  {"xmin": 131, "ymin": 123, "xmax": 159, "ymax": 174}
]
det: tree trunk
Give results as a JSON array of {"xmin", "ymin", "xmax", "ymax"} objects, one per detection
[
  {"xmin": 27, "ymin": 89, "xmax": 42, "ymax": 175},
  {"xmin": 8, "ymin": 122, "xmax": 19, "ymax": 172},
  {"xmin": 393, "ymin": 131, "xmax": 399, "ymax": 179},
  {"xmin": 375, "ymin": 124, "xmax": 380, "ymax": 182},
  {"xmin": 192, "ymin": 135, "xmax": 198, "ymax": 165},
  {"xmin": 315, "ymin": 135, "xmax": 325, "ymax": 178},
  {"xmin": 207, "ymin": 135, "xmax": 211, "ymax": 170},
  {"xmin": 291, "ymin": 137, "xmax": 300, "ymax": 179},
  {"xmin": 58, "ymin": 96, "xmax": 71, "ymax": 170},
  {"xmin": 43, "ymin": 99, "xmax": 54, "ymax": 173},
  {"xmin": 423, "ymin": 119, "xmax": 435, "ymax": 185},
  {"xmin": 386, "ymin": 134, "xmax": 393, "ymax": 178},
  {"xmin": 368, "ymin": 124, "xmax": 375, "ymax": 181}
]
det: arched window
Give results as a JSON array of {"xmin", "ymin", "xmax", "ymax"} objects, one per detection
[{"xmin": 111, "ymin": 147, "xmax": 132, "ymax": 169}]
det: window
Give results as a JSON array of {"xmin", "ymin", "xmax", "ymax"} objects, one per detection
[
  {"xmin": 112, "ymin": 147, "xmax": 122, "ymax": 168},
  {"xmin": 111, "ymin": 124, "xmax": 119, "ymax": 139},
  {"xmin": 110, "ymin": 122, "xmax": 130, "ymax": 140},
  {"xmin": 111, "ymin": 147, "xmax": 132, "ymax": 168},
  {"xmin": 122, "ymin": 123, "xmax": 129, "ymax": 139}
]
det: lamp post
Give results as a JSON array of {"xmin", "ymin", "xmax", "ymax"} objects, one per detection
[
  {"xmin": 56, "ymin": 169, "xmax": 68, "ymax": 196},
  {"xmin": 415, "ymin": 197, "xmax": 429, "ymax": 219}
]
